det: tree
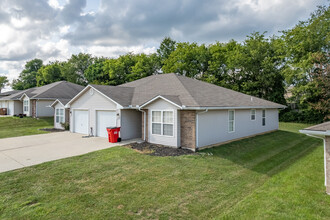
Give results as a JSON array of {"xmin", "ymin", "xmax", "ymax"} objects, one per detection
[
  {"xmin": 157, "ymin": 37, "xmax": 176, "ymax": 65},
  {"xmin": 12, "ymin": 59, "xmax": 43, "ymax": 90},
  {"xmin": 61, "ymin": 53, "xmax": 93, "ymax": 85},
  {"xmin": 130, "ymin": 53, "xmax": 161, "ymax": 81},
  {"xmin": 36, "ymin": 62, "xmax": 63, "ymax": 86},
  {"xmin": 84, "ymin": 57, "xmax": 109, "ymax": 85},
  {"xmin": 282, "ymin": 5, "xmax": 329, "ymax": 109},
  {"xmin": 0, "ymin": 76, "xmax": 9, "ymax": 93},
  {"xmin": 103, "ymin": 53, "xmax": 137, "ymax": 85},
  {"xmin": 162, "ymin": 42, "xmax": 210, "ymax": 78}
]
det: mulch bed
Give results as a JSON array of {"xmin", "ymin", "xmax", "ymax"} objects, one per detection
[
  {"xmin": 126, "ymin": 142, "xmax": 196, "ymax": 157},
  {"xmin": 39, "ymin": 128, "xmax": 65, "ymax": 132}
]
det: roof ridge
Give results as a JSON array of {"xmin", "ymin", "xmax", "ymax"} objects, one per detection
[{"xmin": 173, "ymin": 74, "xmax": 199, "ymax": 106}]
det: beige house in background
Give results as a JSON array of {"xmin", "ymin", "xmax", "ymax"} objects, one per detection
[{"xmin": 65, "ymin": 73, "xmax": 285, "ymax": 151}]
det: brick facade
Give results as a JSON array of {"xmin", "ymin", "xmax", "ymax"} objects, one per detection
[
  {"xmin": 180, "ymin": 110, "xmax": 196, "ymax": 151},
  {"xmin": 31, "ymin": 100, "xmax": 36, "ymax": 118},
  {"xmin": 326, "ymin": 136, "xmax": 330, "ymax": 194},
  {"xmin": 141, "ymin": 109, "xmax": 148, "ymax": 141}
]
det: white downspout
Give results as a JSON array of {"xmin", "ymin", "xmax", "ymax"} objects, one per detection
[
  {"xmin": 324, "ymin": 139, "xmax": 327, "ymax": 186},
  {"xmin": 195, "ymin": 109, "xmax": 208, "ymax": 148}
]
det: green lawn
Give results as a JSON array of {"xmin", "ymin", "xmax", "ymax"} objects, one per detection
[
  {"xmin": 0, "ymin": 117, "xmax": 53, "ymax": 139},
  {"xmin": 0, "ymin": 122, "xmax": 329, "ymax": 219}
]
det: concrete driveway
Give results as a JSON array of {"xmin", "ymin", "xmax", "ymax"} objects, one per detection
[{"xmin": 0, "ymin": 132, "xmax": 138, "ymax": 173}]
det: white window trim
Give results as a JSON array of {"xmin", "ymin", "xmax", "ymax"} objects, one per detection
[
  {"xmin": 23, "ymin": 99, "xmax": 29, "ymax": 112},
  {"xmin": 262, "ymin": 109, "xmax": 266, "ymax": 126},
  {"xmin": 228, "ymin": 110, "xmax": 235, "ymax": 133},
  {"xmin": 151, "ymin": 110, "xmax": 174, "ymax": 137},
  {"xmin": 250, "ymin": 109, "xmax": 256, "ymax": 121},
  {"xmin": 55, "ymin": 108, "xmax": 65, "ymax": 124}
]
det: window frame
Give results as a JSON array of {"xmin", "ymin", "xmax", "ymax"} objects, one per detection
[
  {"xmin": 262, "ymin": 109, "xmax": 266, "ymax": 126},
  {"xmin": 55, "ymin": 108, "xmax": 65, "ymax": 124},
  {"xmin": 228, "ymin": 110, "xmax": 235, "ymax": 133},
  {"xmin": 23, "ymin": 99, "xmax": 29, "ymax": 112},
  {"xmin": 151, "ymin": 110, "xmax": 174, "ymax": 137},
  {"xmin": 250, "ymin": 109, "xmax": 256, "ymax": 121}
]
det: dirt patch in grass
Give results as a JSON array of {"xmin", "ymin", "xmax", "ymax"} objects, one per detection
[
  {"xmin": 39, "ymin": 128, "xmax": 65, "ymax": 132},
  {"xmin": 126, "ymin": 142, "xmax": 196, "ymax": 157}
]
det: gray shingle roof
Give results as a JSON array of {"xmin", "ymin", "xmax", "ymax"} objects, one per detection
[
  {"xmin": 118, "ymin": 73, "xmax": 285, "ymax": 108},
  {"xmin": 0, "ymin": 81, "xmax": 84, "ymax": 101},
  {"xmin": 303, "ymin": 121, "xmax": 330, "ymax": 132},
  {"xmin": 0, "ymin": 90, "xmax": 20, "ymax": 96},
  {"xmin": 91, "ymin": 84, "xmax": 134, "ymax": 107}
]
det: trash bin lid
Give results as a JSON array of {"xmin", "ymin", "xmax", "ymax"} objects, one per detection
[{"xmin": 106, "ymin": 127, "xmax": 117, "ymax": 129}]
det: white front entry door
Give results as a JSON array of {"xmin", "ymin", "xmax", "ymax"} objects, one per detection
[
  {"xmin": 73, "ymin": 110, "xmax": 89, "ymax": 135},
  {"xmin": 96, "ymin": 110, "xmax": 116, "ymax": 137}
]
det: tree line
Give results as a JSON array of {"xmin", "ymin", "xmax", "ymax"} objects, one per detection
[{"xmin": 2, "ymin": 5, "xmax": 328, "ymax": 122}]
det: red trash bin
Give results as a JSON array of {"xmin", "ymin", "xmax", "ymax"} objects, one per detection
[{"xmin": 106, "ymin": 127, "xmax": 120, "ymax": 143}]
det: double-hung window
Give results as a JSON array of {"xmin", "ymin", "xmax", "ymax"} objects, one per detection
[
  {"xmin": 152, "ymin": 110, "xmax": 174, "ymax": 136},
  {"xmin": 228, "ymin": 110, "xmax": 235, "ymax": 132},
  {"xmin": 23, "ymin": 100, "xmax": 29, "ymax": 112},
  {"xmin": 56, "ymin": 109, "xmax": 64, "ymax": 123},
  {"xmin": 262, "ymin": 109, "xmax": 266, "ymax": 126},
  {"xmin": 251, "ymin": 109, "xmax": 256, "ymax": 120}
]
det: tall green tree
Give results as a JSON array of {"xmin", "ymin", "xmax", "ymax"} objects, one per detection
[
  {"xmin": 84, "ymin": 57, "xmax": 109, "ymax": 85},
  {"xmin": 282, "ymin": 5, "xmax": 329, "ymax": 109},
  {"xmin": 103, "ymin": 53, "xmax": 137, "ymax": 85},
  {"xmin": 130, "ymin": 53, "xmax": 160, "ymax": 81},
  {"xmin": 12, "ymin": 59, "xmax": 43, "ymax": 90},
  {"xmin": 0, "ymin": 76, "xmax": 9, "ymax": 93},
  {"xmin": 157, "ymin": 37, "xmax": 176, "ymax": 65},
  {"xmin": 36, "ymin": 62, "xmax": 63, "ymax": 86},
  {"xmin": 162, "ymin": 42, "xmax": 210, "ymax": 78},
  {"xmin": 61, "ymin": 53, "xmax": 93, "ymax": 85}
]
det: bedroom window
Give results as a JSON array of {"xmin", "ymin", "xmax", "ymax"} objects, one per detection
[
  {"xmin": 152, "ymin": 110, "xmax": 174, "ymax": 136},
  {"xmin": 23, "ymin": 100, "xmax": 29, "ymax": 112},
  {"xmin": 251, "ymin": 109, "xmax": 256, "ymax": 120},
  {"xmin": 228, "ymin": 110, "xmax": 235, "ymax": 132},
  {"xmin": 262, "ymin": 109, "xmax": 266, "ymax": 126},
  {"xmin": 56, "ymin": 109, "xmax": 64, "ymax": 123}
]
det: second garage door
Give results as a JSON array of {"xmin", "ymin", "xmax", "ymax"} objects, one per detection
[{"xmin": 96, "ymin": 110, "xmax": 116, "ymax": 137}]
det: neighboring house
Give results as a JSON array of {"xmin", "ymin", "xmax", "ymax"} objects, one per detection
[
  {"xmin": 66, "ymin": 73, "xmax": 285, "ymax": 151},
  {"xmin": 0, "ymin": 81, "xmax": 84, "ymax": 118},
  {"xmin": 0, "ymin": 90, "xmax": 20, "ymax": 97},
  {"xmin": 300, "ymin": 122, "xmax": 330, "ymax": 195}
]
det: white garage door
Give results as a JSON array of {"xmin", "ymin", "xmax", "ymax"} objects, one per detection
[
  {"xmin": 74, "ymin": 110, "xmax": 89, "ymax": 135},
  {"xmin": 96, "ymin": 110, "xmax": 116, "ymax": 137}
]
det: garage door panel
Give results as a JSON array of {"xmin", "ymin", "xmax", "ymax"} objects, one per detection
[
  {"xmin": 96, "ymin": 111, "xmax": 116, "ymax": 137},
  {"xmin": 74, "ymin": 110, "xmax": 89, "ymax": 135}
]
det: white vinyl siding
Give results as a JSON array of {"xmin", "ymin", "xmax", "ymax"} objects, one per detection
[
  {"xmin": 262, "ymin": 109, "xmax": 266, "ymax": 126},
  {"xmin": 196, "ymin": 109, "xmax": 279, "ymax": 148},
  {"xmin": 228, "ymin": 110, "xmax": 235, "ymax": 132},
  {"xmin": 251, "ymin": 109, "xmax": 256, "ymax": 120},
  {"xmin": 146, "ymin": 98, "xmax": 179, "ymax": 147},
  {"xmin": 56, "ymin": 108, "xmax": 64, "ymax": 123},
  {"xmin": 151, "ymin": 110, "xmax": 174, "ymax": 136}
]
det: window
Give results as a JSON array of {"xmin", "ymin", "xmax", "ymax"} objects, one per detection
[
  {"xmin": 228, "ymin": 110, "xmax": 235, "ymax": 132},
  {"xmin": 152, "ymin": 110, "xmax": 174, "ymax": 136},
  {"xmin": 56, "ymin": 108, "xmax": 64, "ymax": 123},
  {"xmin": 23, "ymin": 100, "xmax": 29, "ymax": 112},
  {"xmin": 251, "ymin": 109, "xmax": 256, "ymax": 120},
  {"xmin": 262, "ymin": 109, "xmax": 266, "ymax": 126}
]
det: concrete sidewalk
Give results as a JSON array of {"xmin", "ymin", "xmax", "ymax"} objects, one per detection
[{"xmin": 0, "ymin": 132, "xmax": 138, "ymax": 173}]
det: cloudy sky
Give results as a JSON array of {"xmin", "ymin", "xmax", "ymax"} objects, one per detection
[{"xmin": 0, "ymin": 0, "xmax": 327, "ymax": 90}]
